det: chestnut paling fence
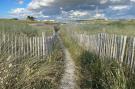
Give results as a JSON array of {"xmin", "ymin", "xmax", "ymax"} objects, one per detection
[
  {"xmin": 0, "ymin": 32, "xmax": 56, "ymax": 58},
  {"xmin": 70, "ymin": 31, "xmax": 135, "ymax": 71}
]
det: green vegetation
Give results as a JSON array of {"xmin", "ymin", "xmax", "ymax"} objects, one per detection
[
  {"xmin": 31, "ymin": 24, "xmax": 55, "ymax": 36},
  {"xmin": 0, "ymin": 20, "xmax": 38, "ymax": 36},
  {"xmin": 44, "ymin": 21, "xmax": 57, "ymax": 24},
  {"xmin": 65, "ymin": 20, "xmax": 135, "ymax": 36},
  {"xmin": 0, "ymin": 39, "xmax": 64, "ymax": 89},
  {"xmin": 27, "ymin": 16, "xmax": 35, "ymax": 21},
  {"xmin": 0, "ymin": 20, "xmax": 55, "ymax": 36},
  {"xmin": 0, "ymin": 20, "xmax": 64, "ymax": 89},
  {"xmin": 61, "ymin": 25, "xmax": 135, "ymax": 89},
  {"xmin": 1, "ymin": 19, "xmax": 135, "ymax": 89}
]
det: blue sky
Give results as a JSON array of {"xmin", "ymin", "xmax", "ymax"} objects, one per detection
[
  {"xmin": 0, "ymin": 0, "xmax": 30, "ymax": 18},
  {"xmin": 1, "ymin": 0, "xmax": 135, "ymax": 20}
]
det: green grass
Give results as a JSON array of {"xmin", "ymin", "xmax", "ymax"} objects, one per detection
[
  {"xmin": 64, "ymin": 20, "xmax": 135, "ymax": 36},
  {"xmin": 0, "ymin": 40, "xmax": 64, "ymax": 89},
  {"xmin": 60, "ymin": 27, "xmax": 135, "ymax": 89},
  {"xmin": 0, "ymin": 19, "xmax": 55, "ymax": 37},
  {"xmin": 0, "ymin": 20, "xmax": 64, "ymax": 89},
  {"xmin": 31, "ymin": 24, "xmax": 55, "ymax": 36}
]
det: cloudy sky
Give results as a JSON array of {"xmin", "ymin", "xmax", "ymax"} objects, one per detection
[{"xmin": 1, "ymin": 0, "xmax": 135, "ymax": 20}]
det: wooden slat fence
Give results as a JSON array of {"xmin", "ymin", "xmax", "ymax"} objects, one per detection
[
  {"xmin": 0, "ymin": 32, "xmax": 56, "ymax": 58},
  {"xmin": 70, "ymin": 31, "xmax": 135, "ymax": 71}
]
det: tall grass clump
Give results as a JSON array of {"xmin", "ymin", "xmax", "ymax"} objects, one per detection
[
  {"xmin": 0, "ymin": 20, "xmax": 38, "ymax": 36},
  {"xmin": 0, "ymin": 39, "xmax": 64, "ymax": 89},
  {"xmin": 67, "ymin": 20, "xmax": 135, "ymax": 36},
  {"xmin": 0, "ymin": 20, "xmax": 64, "ymax": 89},
  {"xmin": 79, "ymin": 51, "xmax": 135, "ymax": 89},
  {"xmin": 60, "ymin": 26, "xmax": 135, "ymax": 89}
]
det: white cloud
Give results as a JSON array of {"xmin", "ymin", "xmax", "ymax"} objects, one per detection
[
  {"xmin": 10, "ymin": 8, "xmax": 49, "ymax": 19},
  {"xmin": 27, "ymin": 0, "xmax": 131, "ymax": 17},
  {"xmin": 10, "ymin": 8, "xmax": 25, "ymax": 15},
  {"xmin": 94, "ymin": 13, "xmax": 106, "ymax": 19},
  {"xmin": 109, "ymin": 5, "xmax": 130, "ymax": 10},
  {"xmin": 18, "ymin": 0, "xmax": 24, "ymax": 4},
  {"xmin": 28, "ymin": 0, "xmax": 54, "ymax": 10},
  {"xmin": 28, "ymin": 0, "xmax": 103, "ymax": 12},
  {"xmin": 130, "ymin": 0, "xmax": 135, "ymax": 2},
  {"xmin": 70, "ymin": 11, "xmax": 89, "ymax": 17},
  {"xmin": 10, "ymin": 8, "xmax": 32, "ymax": 18},
  {"xmin": 59, "ymin": 10, "xmax": 96, "ymax": 20},
  {"xmin": 110, "ymin": 0, "xmax": 121, "ymax": 2},
  {"xmin": 9, "ymin": 0, "xmax": 135, "ymax": 20},
  {"xmin": 100, "ymin": 0, "xmax": 108, "ymax": 4}
]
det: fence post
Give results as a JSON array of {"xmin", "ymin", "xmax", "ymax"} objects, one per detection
[
  {"xmin": 131, "ymin": 37, "xmax": 135, "ymax": 71},
  {"xmin": 120, "ymin": 36, "xmax": 127, "ymax": 63}
]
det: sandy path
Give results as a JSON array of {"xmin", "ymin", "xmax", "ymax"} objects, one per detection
[{"xmin": 58, "ymin": 35, "xmax": 76, "ymax": 89}]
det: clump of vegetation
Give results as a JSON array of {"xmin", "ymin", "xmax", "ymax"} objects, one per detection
[
  {"xmin": 61, "ymin": 27, "xmax": 135, "ymax": 89},
  {"xmin": 0, "ymin": 20, "xmax": 38, "ymax": 36},
  {"xmin": 64, "ymin": 20, "xmax": 135, "ymax": 36},
  {"xmin": 27, "ymin": 16, "xmax": 35, "ymax": 21},
  {"xmin": 0, "ymin": 39, "xmax": 64, "ymax": 89},
  {"xmin": 44, "ymin": 21, "xmax": 57, "ymax": 24},
  {"xmin": 79, "ymin": 51, "xmax": 135, "ymax": 89},
  {"xmin": 0, "ymin": 20, "xmax": 64, "ymax": 89},
  {"xmin": 0, "ymin": 19, "xmax": 56, "ymax": 36}
]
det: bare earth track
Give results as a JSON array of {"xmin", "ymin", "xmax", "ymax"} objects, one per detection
[{"xmin": 58, "ymin": 35, "xmax": 76, "ymax": 89}]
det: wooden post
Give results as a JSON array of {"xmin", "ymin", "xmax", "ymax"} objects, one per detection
[
  {"xmin": 37, "ymin": 37, "xmax": 40, "ymax": 57},
  {"xmin": 131, "ymin": 37, "xmax": 135, "ymax": 70},
  {"xmin": 120, "ymin": 36, "xmax": 127, "ymax": 63},
  {"xmin": 29, "ymin": 37, "xmax": 32, "ymax": 56},
  {"xmin": 14, "ymin": 35, "xmax": 17, "ymax": 56}
]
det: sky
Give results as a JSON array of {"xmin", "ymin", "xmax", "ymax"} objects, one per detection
[{"xmin": 1, "ymin": 0, "xmax": 135, "ymax": 20}]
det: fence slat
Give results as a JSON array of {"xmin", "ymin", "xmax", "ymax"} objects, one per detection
[
  {"xmin": 0, "ymin": 32, "xmax": 55, "ymax": 59},
  {"xmin": 70, "ymin": 32, "xmax": 135, "ymax": 70}
]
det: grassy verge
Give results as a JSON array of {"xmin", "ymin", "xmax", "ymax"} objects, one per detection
[
  {"xmin": 60, "ymin": 29, "xmax": 135, "ymax": 89},
  {"xmin": 0, "ymin": 38, "xmax": 64, "ymax": 89},
  {"xmin": 31, "ymin": 24, "xmax": 54, "ymax": 36},
  {"xmin": 64, "ymin": 20, "xmax": 135, "ymax": 36},
  {"xmin": 0, "ymin": 20, "xmax": 39, "ymax": 37},
  {"xmin": 0, "ymin": 19, "xmax": 55, "ymax": 36},
  {"xmin": 0, "ymin": 20, "xmax": 64, "ymax": 89}
]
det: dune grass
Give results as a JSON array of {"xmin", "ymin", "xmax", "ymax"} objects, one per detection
[
  {"xmin": 60, "ymin": 27, "xmax": 135, "ymax": 89},
  {"xmin": 0, "ymin": 20, "xmax": 64, "ymax": 89},
  {"xmin": 65, "ymin": 20, "xmax": 135, "ymax": 36},
  {"xmin": 0, "ymin": 39, "xmax": 64, "ymax": 89},
  {"xmin": 0, "ymin": 19, "xmax": 55, "ymax": 37}
]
